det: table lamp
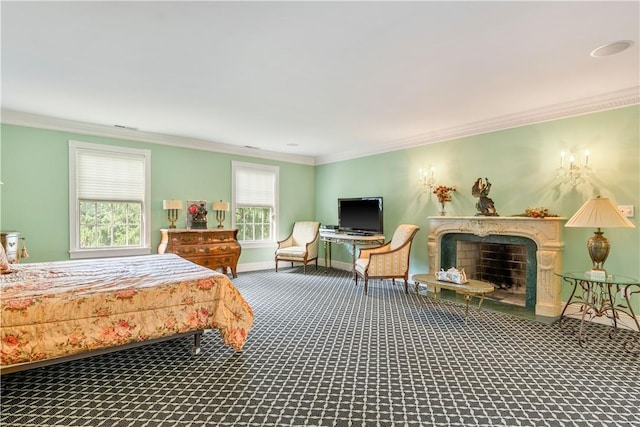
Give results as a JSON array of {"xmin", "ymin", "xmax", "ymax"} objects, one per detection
[
  {"xmin": 565, "ymin": 196, "xmax": 635, "ymax": 279},
  {"xmin": 162, "ymin": 200, "xmax": 183, "ymax": 228},
  {"xmin": 212, "ymin": 200, "xmax": 230, "ymax": 228}
]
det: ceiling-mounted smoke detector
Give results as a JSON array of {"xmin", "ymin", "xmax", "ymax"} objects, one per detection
[{"xmin": 590, "ymin": 40, "xmax": 634, "ymax": 57}]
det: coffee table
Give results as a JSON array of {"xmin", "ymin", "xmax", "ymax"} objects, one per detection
[{"xmin": 412, "ymin": 273, "xmax": 495, "ymax": 321}]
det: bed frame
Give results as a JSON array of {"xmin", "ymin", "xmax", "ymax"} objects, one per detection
[{"xmin": 1, "ymin": 330, "xmax": 203, "ymax": 375}]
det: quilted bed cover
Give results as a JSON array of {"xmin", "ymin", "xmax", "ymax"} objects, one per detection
[{"xmin": 1, "ymin": 254, "xmax": 253, "ymax": 368}]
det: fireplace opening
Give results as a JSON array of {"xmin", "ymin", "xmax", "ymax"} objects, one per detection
[{"xmin": 441, "ymin": 233, "xmax": 537, "ymax": 309}]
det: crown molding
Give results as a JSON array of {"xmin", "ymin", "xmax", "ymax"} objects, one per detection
[
  {"xmin": 0, "ymin": 110, "xmax": 316, "ymax": 166},
  {"xmin": 315, "ymin": 87, "xmax": 640, "ymax": 165},
  {"xmin": 2, "ymin": 87, "xmax": 638, "ymax": 167}
]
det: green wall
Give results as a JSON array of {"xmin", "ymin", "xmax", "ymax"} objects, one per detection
[
  {"xmin": 315, "ymin": 106, "xmax": 640, "ymax": 304},
  {"xmin": 0, "ymin": 125, "xmax": 315, "ymax": 265},
  {"xmin": 1, "ymin": 106, "xmax": 639, "ymax": 308}
]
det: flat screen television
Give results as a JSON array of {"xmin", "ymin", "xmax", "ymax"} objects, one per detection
[{"xmin": 338, "ymin": 197, "xmax": 383, "ymax": 234}]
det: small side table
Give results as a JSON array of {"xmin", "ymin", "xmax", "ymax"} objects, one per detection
[
  {"xmin": 412, "ymin": 274, "xmax": 495, "ymax": 321},
  {"xmin": 556, "ymin": 272, "xmax": 639, "ymax": 353}
]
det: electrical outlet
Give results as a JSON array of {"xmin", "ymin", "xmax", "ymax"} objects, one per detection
[{"xmin": 618, "ymin": 205, "xmax": 634, "ymax": 218}]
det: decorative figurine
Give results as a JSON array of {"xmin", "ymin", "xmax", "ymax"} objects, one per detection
[
  {"xmin": 188, "ymin": 202, "xmax": 208, "ymax": 229},
  {"xmin": 472, "ymin": 177, "xmax": 498, "ymax": 216}
]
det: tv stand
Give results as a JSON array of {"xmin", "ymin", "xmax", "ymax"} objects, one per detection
[{"xmin": 319, "ymin": 231, "xmax": 385, "ymax": 279}]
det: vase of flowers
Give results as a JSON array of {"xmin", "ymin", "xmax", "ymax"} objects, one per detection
[{"xmin": 433, "ymin": 185, "xmax": 456, "ymax": 216}]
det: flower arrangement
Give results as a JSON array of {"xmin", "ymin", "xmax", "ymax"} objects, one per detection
[
  {"xmin": 524, "ymin": 207, "xmax": 558, "ymax": 218},
  {"xmin": 433, "ymin": 185, "xmax": 456, "ymax": 204}
]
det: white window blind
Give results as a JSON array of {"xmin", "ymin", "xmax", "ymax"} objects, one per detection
[
  {"xmin": 69, "ymin": 140, "xmax": 151, "ymax": 259},
  {"xmin": 232, "ymin": 161, "xmax": 279, "ymax": 247},
  {"xmin": 235, "ymin": 165, "xmax": 276, "ymax": 207},
  {"xmin": 77, "ymin": 149, "xmax": 145, "ymax": 201}
]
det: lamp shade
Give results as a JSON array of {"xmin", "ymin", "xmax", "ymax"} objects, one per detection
[
  {"xmin": 565, "ymin": 196, "xmax": 634, "ymax": 228},
  {"xmin": 212, "ymin": 200, "xmax": 230, "ymax": 211},
  {"xmin": 163, "ymin": 200, "xmax": 183, "ymax": 210}
]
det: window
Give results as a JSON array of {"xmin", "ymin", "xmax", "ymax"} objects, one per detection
[
  {"xmin": 69, "ymin": 141, "xmax": 151, "ymax": 258},
  {"xmin": 232, "ymin": 161, "xmax": 279, "ymax": 247}
]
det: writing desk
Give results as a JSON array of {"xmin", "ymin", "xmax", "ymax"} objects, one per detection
[
  {"xmin": 556, "ymin": 272, "xmax": 639, "ymax": 353},
  {"xmin": 319, "ymin": 231, "xmax": 385, "ymax": 277}
]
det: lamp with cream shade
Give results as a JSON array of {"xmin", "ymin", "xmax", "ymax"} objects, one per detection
[
  {"xmin": 212, "ymin": 200, "xmax": 230, "ymax": 228},
  {"xmin": 162, "ymin": 200, "xmax": 183, "ymax": 229},
  {"xmin": 565, "ymin": 196, "xmax": 635, "ymax": 279}
]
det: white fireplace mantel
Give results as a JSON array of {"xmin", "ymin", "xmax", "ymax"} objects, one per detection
[{"xmin": 427, "ymin": 216, "xmax": 566, "ymax": 317}]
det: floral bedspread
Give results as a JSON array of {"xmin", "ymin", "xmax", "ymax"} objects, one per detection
[{"xmin": 1, "ymin": 254, "xmax": 253, "ymax": 368}]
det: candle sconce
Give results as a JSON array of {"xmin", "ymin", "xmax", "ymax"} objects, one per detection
[
  {"xmin": 557, "ymin": 150, "xmax": 590, "ymax": 186},
  {"xmin": 418, "ymin": 166, "xmax": 436, "ymax": 193}
]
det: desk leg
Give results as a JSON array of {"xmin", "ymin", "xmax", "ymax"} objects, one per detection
[{"xmin": 351, "ymin": 241, "xmax": 357, "ymax": 281}]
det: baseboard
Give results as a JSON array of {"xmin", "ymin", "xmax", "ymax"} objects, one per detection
[{"xmin": 237, "ymin": 260, "xmax": 353, "ymax": 273}]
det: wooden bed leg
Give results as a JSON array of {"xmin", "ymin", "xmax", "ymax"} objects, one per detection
[{"xmin": 192, "ymin": 331, "xmax": 203, "ymax": 355}]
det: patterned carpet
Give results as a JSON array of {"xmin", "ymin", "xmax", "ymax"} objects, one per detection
[{"xmin": 1, "ymin": 267, "xmax": 639, "ymax": 426}]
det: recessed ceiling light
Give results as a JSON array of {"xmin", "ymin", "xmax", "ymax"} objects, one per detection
[
  {"xmin": 287, "ymin": 143, "xmax": 299, "ymax": 147},
  {"xmin": 590, "ymin": 40, "xmax": 634, "ymax": 57}
]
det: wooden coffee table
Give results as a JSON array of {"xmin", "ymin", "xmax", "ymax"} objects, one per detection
[{"xmin": 412, "ymin": 274, "xmax": 495, "ymax": 321}]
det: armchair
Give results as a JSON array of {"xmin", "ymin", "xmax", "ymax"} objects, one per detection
[
  {"xmin": 275, "ymin": 221, "xmax": 321, "ymax": 273},
  {"xmin": 354, "ymin": 224, "xmax": 420, "ymax": 294}
]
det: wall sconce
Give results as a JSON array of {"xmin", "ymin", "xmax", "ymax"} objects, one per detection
[
  {"xmin": 557, "ymin": 150, "xmax": 590, "ymax": 186},
  {"xmin": 418, "ymin": 167, "xmax": 435, "ymax": 192},
  {"xmin": 162, "ymin": 200, "xmax": 183, "ymax": 228},
  {"xmin": 212, "ymin": 200, "xmax": 230, "ymax": 228}
]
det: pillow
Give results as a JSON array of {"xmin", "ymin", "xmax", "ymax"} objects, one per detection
[{"xmin": 0, "ymin": 243, "xmax": 11, "ymax": 273}]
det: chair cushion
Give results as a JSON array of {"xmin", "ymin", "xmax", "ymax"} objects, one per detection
[
  {"xmin": 276, "ymin": 246, "xmax": 307, "ymax": 259},
  {"xmin": 355, "ymin": 258, "xmax": 369, "ymax": 274}
]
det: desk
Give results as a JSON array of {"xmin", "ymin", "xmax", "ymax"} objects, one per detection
[
  {"xmin": 319, "ymin": 231, "xmax": 385, "ymax": 277},
  {"xmin": 557, "ymin": 272, "xmax": 639, "ymax": 353},
  {"xmin": 412, "ymin": 274, "xmax": 495, "ymax": 321}
]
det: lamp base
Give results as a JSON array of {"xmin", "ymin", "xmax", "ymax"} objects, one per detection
[
  {"xmin": 585, "ymin": 269, "xmax": 607, "ymax": 281},
  {"xmin": 587, "ymin": 228, "xmax": 610, "ymax": 271}
]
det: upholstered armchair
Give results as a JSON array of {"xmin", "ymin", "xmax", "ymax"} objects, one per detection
[
  {"xmin": 275, "ymin": 221, "xmax": 321, "ymax": 273},
  {"xmin": 354, "ymin": 224, "xmax": 420, "ymax": 294}
]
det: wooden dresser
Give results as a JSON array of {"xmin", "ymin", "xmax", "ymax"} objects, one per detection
[
  {"xmin": 1, "ymin": 231, "xmax": 20, "ymax": 264},
  {"xmin": 158, "ymin": 229, "xmax": 241, "ymax": 278}
]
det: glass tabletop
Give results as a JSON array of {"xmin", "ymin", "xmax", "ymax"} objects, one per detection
[{"xmin": 558, "ymin": 271, "xmax": 639, "ymax": 285}]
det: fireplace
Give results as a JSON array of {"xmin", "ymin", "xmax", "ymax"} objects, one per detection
[
  {"xmin": 442, "ymin": 234, "xmax": 536, "ymax": 308},
  {"xmin": 428, "ymin": 216, "xmax": 565, "ymax": 317}
]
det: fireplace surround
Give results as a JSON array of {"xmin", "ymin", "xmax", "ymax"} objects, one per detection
[{"xmin": 427, "ymin": 216, "xmax": 565, "ymax": 317}]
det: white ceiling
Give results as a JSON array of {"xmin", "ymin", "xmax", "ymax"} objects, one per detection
[{"xmin": 2, "ymin": 1, "xmax": 639, "ymax": 165}]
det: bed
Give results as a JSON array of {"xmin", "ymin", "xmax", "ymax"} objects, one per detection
[{"xmin": 0, "ymin": 252, "xmax": 254, "ymax": 374}]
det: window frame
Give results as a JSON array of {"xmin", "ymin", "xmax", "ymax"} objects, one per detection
[
  {"xmin": 231, "ymin": 161, "xmax": 279, "ymax": 249},
  {"xmin": 68, "ymin": 140, "xmax": 152, "ymax": 259}
]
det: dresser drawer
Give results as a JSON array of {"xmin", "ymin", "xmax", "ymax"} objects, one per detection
[
  {"xmin": 201, "ymin": 231, "xmax": 236, "ymax": 243},
  {"xmin": 170, "ymin": 233, "xmax": 202, "ymax": 245}
]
